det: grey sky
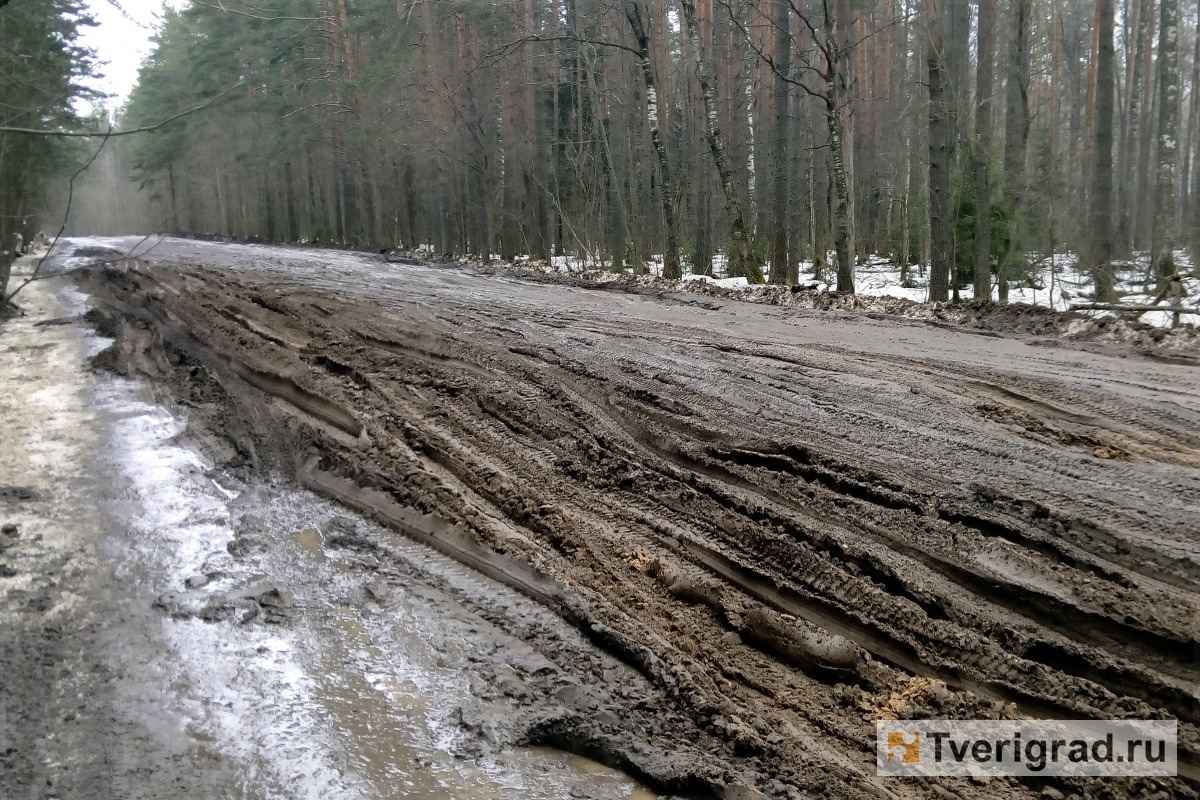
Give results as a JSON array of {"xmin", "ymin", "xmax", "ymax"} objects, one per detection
[{"xmin": 79, "ymin": 0, "xmax": 176, "ymax": 110}]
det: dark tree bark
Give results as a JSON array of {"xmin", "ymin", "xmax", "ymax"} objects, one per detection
[
  {"xmin": 1133, "ymin": 0, "xmax": 1157, "ymax": 251},
  {"xmin": 927, "ymin": 0, "xmax": 951, "ymax": 302},
  {"xmin": 945, "ymin": 0, "xmax": 968, "ymax": 302},
  {"xmin": 1118, "ymin": 0, "xmax": 1147, "ymax": 252},
  {"xmin": 809, "ymin": 127, "xmax": 823, "ymax": 279},
  {"xmin": 998, "ymin": 0, "xmax": 1032, "ymax": 304},
  {"xmin": 1086, "ymin": 0, "xmax": 1117, "ymax": 301},
  {"xmin": 972, "ymin": 0, "xmax": 997, "ymax": 301}
]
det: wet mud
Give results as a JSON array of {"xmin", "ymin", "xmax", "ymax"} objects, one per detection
[
  {"xmin": 66, "ymin": 237, "xmax": 1200, "ymax": 799},
  {"xmin": 0, "ymin": 265, "xmax": 658, "ymax": 800}
]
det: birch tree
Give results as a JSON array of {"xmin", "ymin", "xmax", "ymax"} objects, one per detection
[
  {"xmin": 624, "ymin": 0, "xmax": 682, "ymax": 279},
  {"xmin": 681, "ymin": 0, "xmax": 764, "ymax": 283}
]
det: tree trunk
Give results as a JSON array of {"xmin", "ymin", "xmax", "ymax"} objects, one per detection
[
  {"xmin": 927, "ymin": 0, "xmax": 951, "ymax": 302},
  {"xmin": 526, "ymin": 0, "xmax": 550, "ymax": 262},
  {"xmin": 998, "ymin": 0, "xmax": 1033, "ymax": 304},
  {"xmin": 945, "ymin": 0, "xmax": 969, "ymax": 302},
  {"xmin": 623, "ymin": 0, "xmax": 682, "ymax": 279},
  {"xmin": 768, "ymin": 0, "xmax": 791, "ymax": 284},
  {"xmin": 973, "ymin": 0, "xmax": 997, "ymax": 301},
  {"xmin": 809, "ymin": 128, "xmax": 821, "ymax": 279},
  {"xmin": 680, "ymin": 0, "xmax": 764, "ymax": 283},
  {"xmin": 822, "ymin": 0, "xmax": 855, "ymax": 292},
  {"xmin": 742, "ymin": 0, "xmax": 758, "ymax": 233},
  {"xmin": 1087, "ymin": 0, "xmax": 1117, "ymax": 301},
  {"xmin": 1194, "ymin": 117, "xmax": 1200, "ymax": 265},
  {"xmin": 897, "ymin": 0, "xmax": 914, "ymax": 286},
  {"xmin": 1134, "ymin": 0, "xmax": 1157, "ymax": 251},
  {"xmin": 1150, "ymin": 0, "xmax": 1181, "ymax": 283},
  {"xmin": 696, "ymin": 187, "xmax": 714, "ymax": 276},
  {"xmin": 1183, "ymin": 0, "xmax": 1199, "ymax": 264},
  {"xmin": 1119, "ymin": 0, "xmax": 1147, "ymax": 252},
  {"xmin": 1082, "ymin": 0, "xmax": 1103, "ymax": 221},
  {"xmin": 586, "ymin": 46, "xmax": 637, "ymax": 272},
  {"xmin": 684, "ymin": 4, "xmax": 713, "ymax": 276}
]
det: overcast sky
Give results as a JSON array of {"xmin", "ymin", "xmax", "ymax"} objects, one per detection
[{"xmin": 79, "ymin": 0, "xmax": 177, "ymax": 111}]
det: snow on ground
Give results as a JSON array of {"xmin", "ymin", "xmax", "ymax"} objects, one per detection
[
  {"xmin": 681, "ymin": 274, "xmax": 752, "ymax": 290},
  {"xmin": 535, "ymin": 247, "xmax": 1199, "ymax": 328}
]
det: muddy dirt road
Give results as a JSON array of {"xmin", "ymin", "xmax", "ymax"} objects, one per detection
[
  {"xmin": 54, "ymin": 237, "xmax": 1200, "ymax": 798},
  {"xmin": 1, "ymin": 266, "xmax": 658, "ymax": 800}
]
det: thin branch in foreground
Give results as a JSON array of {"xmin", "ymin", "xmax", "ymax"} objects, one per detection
[
  {"xmin": 5, "ymin": 196, "xmax": 194, "ymax": 306},
  {"xmin": 4, "ymin": 135, "xmax": 111, "ymax": 305},
  {"xmin": 191, "ymin": 0, "xmax": 333, "ymax": 23},
  {"xmin": 0, "ymin": 82, "xmax": 246, "ymax": 137}
]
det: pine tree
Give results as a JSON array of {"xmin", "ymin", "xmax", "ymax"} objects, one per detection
[
  {"xmin": 1150, "ymin": 0, "xmax": 1182, "ymax": 283},
  {"xmin": 0, "ymin": 0, "xmax": 97, "ymax": 304}
]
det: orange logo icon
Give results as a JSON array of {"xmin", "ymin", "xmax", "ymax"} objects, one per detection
[{"xmin": 887, "ymin": 731, "xmax": 920, "ymax": 763}]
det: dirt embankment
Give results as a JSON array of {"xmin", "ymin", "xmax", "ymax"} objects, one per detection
[
  {"xmin": 421, "ymin": 253, "xmax": 1200, "ymax": 356},
  {"xmin": 77, "ymin": 248, "xmax": 1198, "ymax": 800}
]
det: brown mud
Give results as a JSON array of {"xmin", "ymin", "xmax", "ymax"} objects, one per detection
[
  {"xmin": 0, "ymin": 266, "xmax": 661, "ymax": 800},
  {"xmin": 72, "ymin": 238, "xmax": 1198, "ymax": 800}
]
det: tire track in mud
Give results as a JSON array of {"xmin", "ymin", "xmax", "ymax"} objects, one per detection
[
  {"xmin": 508, "ymin": 342, "xmax": 1197, "ymax": 696},
  {"xmin": 696, "ymin": 340, "xmax": 1200, "ymax": 591},
  {"xmin": 77, "ymin": 252, "xmax": 1200, "ymax": 797}
]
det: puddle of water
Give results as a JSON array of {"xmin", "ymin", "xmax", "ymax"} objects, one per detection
[
  {"xmin": 0, "ymin": 275, "xmax": 660, "ymax": 798},
  {"xmin": 293, "ymin": 528, "xmax": 327, "ymax": 562},
  {"xmin": 261, "ymin": 499, "xmax": 657, "ymax": 799}
]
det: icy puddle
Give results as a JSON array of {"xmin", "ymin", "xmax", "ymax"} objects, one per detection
[{"xmin": 0, "ymin": 272, "xmax": 656, "ymax": 799}]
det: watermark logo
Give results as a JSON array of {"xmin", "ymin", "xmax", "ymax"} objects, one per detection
[
  {"xmin": 887, "ymin": 731, "xmax": 919, "ymax": 763},
  {"xmin": 877, "ymin": 720, "xmax": 1177, "ymax": 777}
]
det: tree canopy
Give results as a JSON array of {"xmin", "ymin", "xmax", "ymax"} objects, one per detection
[{"xmin": 0, "ymin": 0, "xmax": 98, "ymax": 300}]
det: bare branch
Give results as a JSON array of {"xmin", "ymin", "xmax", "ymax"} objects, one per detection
[
  {"xmin": 0, "ymin": 82, "xmax": 246, "ymax": 137},
  {"xmin": 4, "ymin": 135, "xmax": 111, "ymax": 304},
  {"xmin": 482, "ymin": 33, "xmax": 640, "ymax": 69},
  {"xmin": 273, "ymin": 101, "xmax": 356, "ymax": 122},
  {"xmin": 191, "ymin": 0, "xmax": 333, "ymax": 23}
]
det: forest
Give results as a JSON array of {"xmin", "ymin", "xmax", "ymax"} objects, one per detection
[
  {"xmin": 3, "ymin": 4, "xmax": 1200, "ymax": 797},
  {"xmin": 0, "ymin": 0, "xmax": 99, "ymax": 306},
  {"xmin": 37, "ymin": 0, "xmax": 1200, "ymax": 303}
]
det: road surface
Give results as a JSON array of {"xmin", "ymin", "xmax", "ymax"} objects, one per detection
[{"xmin": 49, "ymin": 237, "xmax": 1200, "ymax": 798}]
